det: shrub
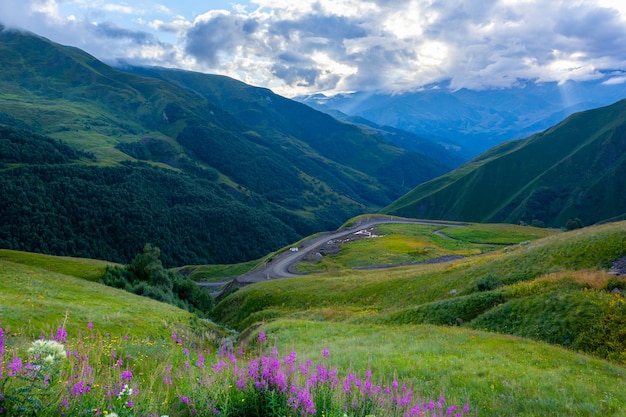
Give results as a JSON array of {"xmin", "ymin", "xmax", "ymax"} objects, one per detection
[
  {"xmin": 606, "ymin": 278, "xmax": 626, "ymax": 292},
  {"xmin": 100, "ymin": 245, "xmax": 213, "ymax": 315},
  {"xmin": 386, "ymin": 292, "xmax": 506, "ymax": 326},
  {"xmin": 476, "ymin": 273, "xmax": 503, "ymax": 291}
]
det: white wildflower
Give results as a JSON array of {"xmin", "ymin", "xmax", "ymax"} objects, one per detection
[{"xmin": 28, "ymin": 339, "xmax": 66, "ymax": 367}]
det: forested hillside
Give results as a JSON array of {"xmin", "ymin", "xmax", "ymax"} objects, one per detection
[{"xmin": 0, "ymin": 28, "xmax": 449, "ymax": 266}]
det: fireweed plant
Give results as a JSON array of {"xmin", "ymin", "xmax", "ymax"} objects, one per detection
[{"xmin": 0, "ymin": 325, "xmax": 473, "ymax": 416}]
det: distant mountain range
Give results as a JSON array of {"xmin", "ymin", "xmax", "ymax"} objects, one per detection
[
  {"xmin": 297, "ymin": 79, "xmax": 626, "ymax": 159},
  {"xmin": 383, "ymin": 98, "xmax": 626, "ymax": 228},
  {"xmin": 0, "ymin": 28, "xmax": 449, "ymax": 266}
]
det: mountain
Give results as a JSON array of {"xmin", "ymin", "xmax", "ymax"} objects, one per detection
[
  {"xmin": 297, "ymin": 80, "xmax": 626, "ymax": 159},
  {"xmin": 286, "ymin": 95, "xmax": 463, "ymax": 168},
  {"xmin": 0, "ymin": 28, "xmax": 449, "ymax": 266},
  {"xmin": 382, "ymin": 99, "xmax": 626, "ymax": 228}
]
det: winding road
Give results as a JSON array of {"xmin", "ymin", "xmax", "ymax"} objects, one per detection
[{"xmin": 200, "ymin": 217, "xmax": 465, "ymax": 290}]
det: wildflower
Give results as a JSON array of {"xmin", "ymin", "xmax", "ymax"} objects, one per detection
[
  {"xmin": 87, "ymin": 322, "xmax": 93, "ymax": 330},
  {"xmin": 28, "ymin": 339, "xmax": 66, "ymax": 370},
  {"xmin": 257, "ymin": 331, "xmax": 266, "ymax": 343},
  {"xmin": 323, "ymin": 347, "xmax": 329, "ymax": 357},
  {"xmin": 196, "ymin": 354, "xmax": 205, "ymax": 368},
  {"xmin": 54, "ymin": 327, "xmax": 68, "ymax": 344},
  {"xmin": 121, "ymin": 370, "xmax": 133, "ymax": 382},
  {"xmin": 118, "ymin": 384, "xmax": 133, "ymax": 400},
  {"xmin": 181, "ymin": 395, "xmax": 191, "ymax": 405}
]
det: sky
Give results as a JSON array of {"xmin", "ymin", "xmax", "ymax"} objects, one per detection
[{"xmin": 2, "ymin": 0, "xmax": 626, "ymax": 97}]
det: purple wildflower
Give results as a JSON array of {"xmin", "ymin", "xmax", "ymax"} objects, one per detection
[
  {"xmin": 121, "ymin": 370, "xmax": 133, "ymax": 382},
  {"xmin": 257, "ymin": 331, "xmax": 266, "ymax": 344},
  {"xmin": 446, "ymin": 404, "xmax": 458, "ymax": 416},
  {"xmin": 54, "ymin": 327, "xmax": 68, "ymax": 344},
  {"xmin": 0, "ymin": 327, "xmax": 4, "ymax": 379},
  {"xmin": 212, "ymin": 360, "xmax": 228, "ymax": 373},
  {"xmin": 181, "ymin": 395, "xmax": 191, "ymax": 405},
  {"xmin": 7, "ymin": 356, "xmax": 23, "ymax": 376},
  {"xmin": 196, "ymin": 354, "xmax": 205, "ymax": 368},
  {"xmin": 322, "ymin": 347, "xmax": 329, "ymax": 357},
  {"xmin": 87, "ymin": 322, "xmax": 93, "ymax": 330}
]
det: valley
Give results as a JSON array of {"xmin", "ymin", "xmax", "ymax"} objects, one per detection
[
  {"xmin": 220, "ymin": 217, "xmax": 469, "ymax": 284},
  {"xmin": 1, "ymin": 27, "xmax": 626, "ymax": 417}
]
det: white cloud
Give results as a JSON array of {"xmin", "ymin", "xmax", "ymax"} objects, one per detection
[
  {"xmin": 602, "ymin": 75, "xmax": 626, "ymax": 85},
  {"xmin": 102, "ymin": 4, "xmax": 137, "ymax": 14},
  {"xmin": 1, "ymin": 0, "xmax": 626, "ymax": 96}
]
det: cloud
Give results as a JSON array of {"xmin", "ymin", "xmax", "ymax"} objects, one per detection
[
  {"xmin": 184, "ymin": 11, "xmax": 263, "ymax": 66},
  {"xmin": 2, "ymin": 0, "xmax": 626, "ymax": 96}
]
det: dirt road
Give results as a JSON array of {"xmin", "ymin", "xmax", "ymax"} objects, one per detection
[{"xmin": 201, "ymin": 217, "xmax": 465, "ymax": 290}]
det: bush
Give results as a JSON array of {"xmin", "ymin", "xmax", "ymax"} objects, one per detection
[
  {"xmin": 476, "ymin": 273, "xmax": 503, "ymax": 291},
  {"xmin": 387, "ymin": 292, "xmax": 506, "ymax": 326},
  {"xmin": 469, "ymin": 288, "xmax": 626, "ymax": 363},
  {"xmin": 607, "ymin": 278, "xmax": 626, "ymax": 292},
  {"xmin": 566, "ymin": 218, "xmax": 584, "ymax": 230},
  {"xmin": 100, "ymin": 244, "xmax": 213, "ymax": 315}
]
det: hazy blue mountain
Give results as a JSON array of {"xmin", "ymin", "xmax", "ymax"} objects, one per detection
[{"xmin": 297, "ymin": 79, "xmax": 626, "ymax": 159}]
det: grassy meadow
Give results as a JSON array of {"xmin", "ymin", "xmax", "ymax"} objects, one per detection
[{"xmin": 2, "ymin": 220, "xmax": 626, "ymax": 416}]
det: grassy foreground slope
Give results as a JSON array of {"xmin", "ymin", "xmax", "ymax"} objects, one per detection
[
  {"xmin": 2, "ymin": 224, "xmax": 626, "ymax": 416},
  {"xmin": 260, "ymin": 320, "xmax": 626, "ymax": 417},
  {"xmin": 214, "ymin": 221, "xmax": 626, "ymax": 363},
  {"xmin": 0, "ymin": 257, "xmax": 214, "ymax": 340}
]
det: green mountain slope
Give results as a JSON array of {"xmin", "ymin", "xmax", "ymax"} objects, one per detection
[
  {"xmin": 382, "ymin": 99, "xmax": 626, "ymax": 227},
  {"xmin": 0, "ymin": 28, "xmax": 448, "ymax": 265},
  {"xmin": 124, "ymin": 66, "xmax": 451, "ymax": 196}
]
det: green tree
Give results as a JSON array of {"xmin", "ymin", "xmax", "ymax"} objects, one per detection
[
  {"xmin": 129, "ymin": 244, "xmax": 172, "ymax": 288},
  {"xmin": 566, "ymin": 218, "xmax": 584, "ymax": 231}
]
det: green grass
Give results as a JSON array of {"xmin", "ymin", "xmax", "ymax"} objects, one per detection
[
  {"xmin": 176, "ymin": 259, "xmax": 265, "ymax": 282},
  {"xmin": 260, "ymin": 320, "xmax": 626, "ymax": 417},
  {"xmin": 213, "ymin": 221, "xmax": 626, "ymax": 363},
  {"xmin": 0, "ymin": 249, "xmax": 116, "ymax": 281},
  {"xmin": 296, "ymin": 223, "xmax": 558, "ymax": 273},
  {"xmin": 441, "ymin": 223, "xmax": 560, "ymax": 244},
  {"xmin": 3, "ymin": 221, "xmax": 626, "ymax": 416},
  {"xmin": 0, "ymin": 258, "xmax": 215, "ymax": 340}
]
